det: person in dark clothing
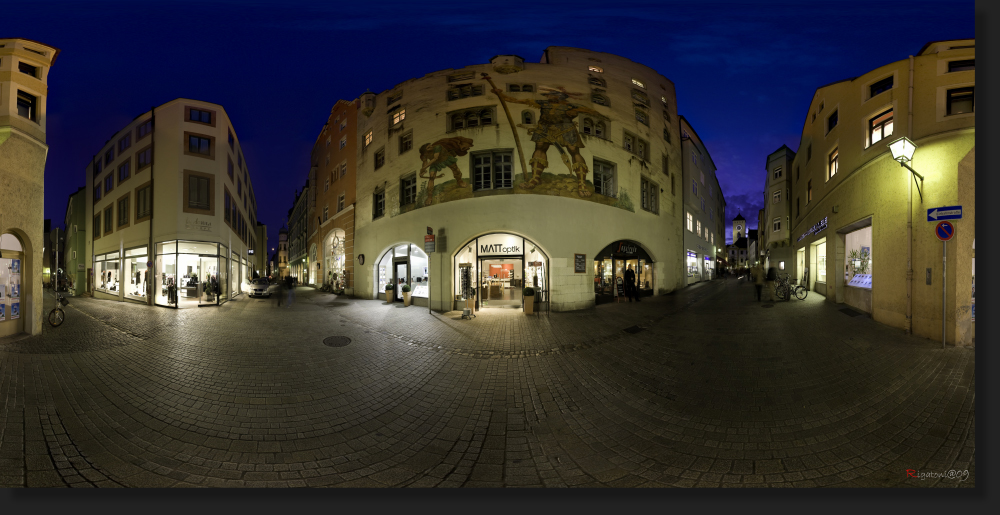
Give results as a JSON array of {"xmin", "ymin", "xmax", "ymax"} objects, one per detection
[{"xmin": 624, "ymin": 265, "xmax": 638, "ymax": 302}]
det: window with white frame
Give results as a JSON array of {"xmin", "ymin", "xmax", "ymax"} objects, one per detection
[
  {"xmin": 343, "ymin": 135, "xmax": 350, "ymax": 149},
  {"xmin": 946, "ymin": 87, "xmax": 974, "ymax": 115},
  {"xmin": 686, "ymin": 212, "xmax": 693, "ymax": 231},
  {"xmin": 773, "ymin": 166, "xmax": 782, "ymax": 180},
  {"xmin": 390, "ymin": 107, "xmax": 405, "ymax": 126},
  {"xmin": 373, "ymin": 188, "xmax": 385, "ymax": 219},
  {"xmin": 471, "ymin": 150, "xmax": 513, "ymax": 191},
  {"xmin": 632, "ymin": 78, "xmax": 645, "ymax": 88},
  {"xmin": 773, "ymin": 190, "xmax": 781, "ymax": 204},
  {"xmin": 400, "ymin": 174, "xmax": 417, "ymax": 206},
  {"xmin": 593, "ymin": 159, "xmax": 616, "ymax": 197},
  {"xmin": 337, "ymin": 193, "xmax": 345, "ymax": 212},
  {"xmin": 829, "ymin": 148, "xmax": 839, "ymax": 179},
  {"xmin": 641, "ymin": 177, "xmax": 658, "ymax": 214},
  {"xmin": 868, "ymin": 109, "xmax": 893, "ymax": 146},
  {"xmin": 773, "ymin": 218, "xmax": 781, "ymax": 232}
]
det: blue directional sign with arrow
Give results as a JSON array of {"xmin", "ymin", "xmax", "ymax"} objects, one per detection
[{"xmin": 927, "ymin": 205, "xmax": 962, "ymax": 222}]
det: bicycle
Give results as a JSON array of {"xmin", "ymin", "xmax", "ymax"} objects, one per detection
[
  {"xmin": 49, "ymin": 290, "xmax": 69, "ymax": 327},
  {"xmin": 774, "ymin": 273, "xmax": 808, "ymax": 301}
]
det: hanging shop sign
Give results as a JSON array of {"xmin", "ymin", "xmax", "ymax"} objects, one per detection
[
  {"xmin": 424, "ymin": 234, "xmax": 436, "ymax": 253},
  {"xmin": 797, "ymin": 217, "xmax": 828, "ymax": 242},
  {"xmin": 597, "ymin": 240, "xmax": 653, "ymax": 262}
]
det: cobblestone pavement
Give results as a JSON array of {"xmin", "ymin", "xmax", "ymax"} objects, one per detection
[{"xmin": 0, "ymin": 279, "xmax": 975, "ymax": 488}]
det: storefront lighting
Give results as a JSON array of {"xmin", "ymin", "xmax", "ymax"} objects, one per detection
[{"xmin": 888, "ymin": 136, "xmax": 924, "ymax": 202}]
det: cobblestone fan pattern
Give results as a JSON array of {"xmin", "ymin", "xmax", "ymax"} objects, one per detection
[{"xmin": 0, "ymin": 281, "xmax": 975, "ymax": 488}]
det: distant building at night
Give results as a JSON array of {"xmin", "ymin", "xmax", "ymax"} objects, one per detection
[
  {"xmin": 727, "ymin": 213, "xmax": 748, "ymax": 269},
  {"xmin": 286, "ymin": 184, "xmax": 309, "ymax": 283},
  {"xmin": 276, "ymin": 226, "xmax": 288, "ymax": 279},
  {"xmin": 85, "ymin": 98, "xmax": 264, "ymax": 308},
  {"xmin": 352, "ymin": 47, "xmax": 689, "ymax": 312},
  {"xmin": 1, "ymin": 37, "xmax": 59, "ymax": 337},
  {"xmin": 680, "ymin": 116, "xmax": 726, "ymax": 285},
  {"xmin": 787, "ymin": 38, "xmax": 974, "ymax": 345},
  {"xmin": 307, "ymin": 99, "xmax": 358, "ymax": 293},
  {"xmin": 761, "ymin": 146, "xmax": 795, "ymax": 272},
  {"xmin": 64, "ymin": 186, "xmax": 88, "ymax": 296}
]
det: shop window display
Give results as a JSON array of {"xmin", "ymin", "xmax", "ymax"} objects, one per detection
[
  {"xmin": 376, "ymin": 243, "xmax": 430, "ymax": 301},
  {"xmin": 1, "ymin": 244, "xmax": 24, "ymax": 332},
  {"xmin": 815, "ymin": 240, "xmax": 827, "ymax": 284},
  {"xmin": 845, "ymin": 226, "xmax": 872, "ymax": 289},
  {"xmin": 124, "ymin": 246, "xmax": 149, "ymax": 301},
  {"xmin": 95, "ymin": 251, "xmax": 121, "ymax": 294},
  {"xmin": 155, "ymin": 240, "xmax": 227, "ymax": 308}
]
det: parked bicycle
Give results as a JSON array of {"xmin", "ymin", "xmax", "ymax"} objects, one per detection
[
  {"xmin": 49, "ymin": 290, "xmax": 69, "ymax": 327},
  {"xmin": 774, "ymin": 273, "xmax": 808, "ymax": 301}
]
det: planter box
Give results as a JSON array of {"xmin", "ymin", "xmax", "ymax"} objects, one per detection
[{"xmin": 524, "ymin": 295, "xmax": 535, "ymax": 315}]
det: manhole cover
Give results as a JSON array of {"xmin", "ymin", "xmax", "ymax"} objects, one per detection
[
  {"xmin": 323, "ymin": 336, "xmax": 352, "ymax": 347},
  {"xmin": 623, "ymin": 325, "xmax": 646, "ymax": 334},
  {"xmin": 840, "ymin": 308, "xmax": 863, "ymax": 317}
]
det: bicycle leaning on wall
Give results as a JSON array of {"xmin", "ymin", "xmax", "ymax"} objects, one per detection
[{"xmin": 774, "ymin": 273, "xmax": 808, "ymax": 301}]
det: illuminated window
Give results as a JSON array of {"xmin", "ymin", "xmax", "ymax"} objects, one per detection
[
  {"xmin": 361, "ymin": 132, "xmax": 370, "ymax": 148},
  {"xmin": 868, "ymin": 109, "xmax": 893, "ymax": 146},
  {"xmin": 632, "ymin": 78, "xmax": 645, "ymax": 88},
  {"xmin": 946, "ymin": 87, "xmax": 974, "ymax": 115},
  {"xmin": 390, "ymin": 107, "xmax": 405, "ymax": 125},
  {"xmin": 589, "ymin": 65, "xmax": 603, "ymax": 73},
  {"xmin": 686, "ymin": 212, "xmax": 693, "ymax": 231},
  {"xmin": 696, "ymin": 220, "xmax": 701, "ymax": 234},
  {"xmin": 828, "ymin": 148, "xmax": 839, "ymax": 179}
]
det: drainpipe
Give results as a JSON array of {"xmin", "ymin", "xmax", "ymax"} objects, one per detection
[
  {"xmin": 147, "ymin": 106, "xmax": 155, "ymax": 306},
  {"xmin": 905, "ymin": 56, "xmax": 914, "ymax": 334}
]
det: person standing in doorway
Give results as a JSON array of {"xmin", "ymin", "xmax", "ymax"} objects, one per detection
[{"xmin": 624, "ymin": 265, "xmax": 637, "ymax": 302}]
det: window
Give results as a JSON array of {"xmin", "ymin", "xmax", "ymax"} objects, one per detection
[
  {"xmin": 807, "ymin": 180, "xmax": 813, "ymax": 203},
  {"xmin": 948, "ymin": 59, "xmax": 975, "ymax": 72},
  {"xmin": 591, "ymin": 93, "xmax": 609, "ymax": 106},
  {"xmin": 237, "ymin": 178, "xmax": 242, "ymax": 197},
  {"xmin": 93, "ymin": 213, "xmax": 101, "ymax": 238},
  {"xmin": 696, "ymin": 221, "xmax": 702, "ymax": 236},
  {"xmin": 773, "ymin": 190, "xmax": 781, "ymax": 204},
  {"xmin": 828, "ymin": 148, "xmax": 839, "ymax": 179},
  {"xmin": 448, "ymin": 83, "xmax": 484, "ymax": 100},
  {"xmin": 868, "ymin": 109, "xmax": 893, "ymax": 146},
  {"xmin": 663, "ymin": 127, "xmax": 671, "ymax": 143},
  {"xmin": 323, "ymin": 206, "xmax": 329, "ymax": 221},
  {"xmin": 390, "ymin": 107, "xmax": 405, "ymax": 125},
  {"xmin": 593, "ymin": 159, "xmax": 616, "ymax": 197},
  {"xmin": 340, "ymin": 121, "xmax": 347, "ymax": 131},
  {"xmin": 324, "ymin": 177, "xmax": 330, "ymax": 192},
  {"xmin": 118, "ymin": 160, "xmax": 130, "ymax": 183},
  {"xmin": 188, "ymin": 175, "xmax": 210, "ymax": 210},
  {"xmin": 472, "ymin": 150, "xmax": 513, "ymax": 190},
  {"xmin": 582, "ymin": 118, "xmax": 594, "ymax": 135},
  {"xmin": 632, "ymin": 78, "xmax": 645, "ymax": 88},
  {"xmin": 447, "ymin": 72, "xmax": 475, "ymax": 82},
  {"xmin": 341, "ymin": 163, "xmax": 347, "ymax": 178},
  {"xmin": 228, "ymin": 157, "xmax": 234, "ymax": 179},
  {"xmin": 796, "ymin": 197, "xmax": 800, "ymax": 217},
  {"xmin": 362, "ymin": 131, "xmax": 371, "ymax": 148},
  {"xmin": 827, "ymin": 110, "xmax": 838, "ymax": 133},
  {"xmin": 224, "ymin": 190, "xmax": 232, "ymax": 223},
  {"xmin": 588, "ymin": 76, "xmax": 606, "ymax": 87},
  {"xmin": 18, "ymin": 61, "xmax": 38, "ymax": 77},
  {"xmin": 137, "ymin": 147, "xmax": 152, "ymax": 170},
  {"xmin": 399, "ymin": 131, "xmax": 413, "ymax": 154},
  {"xmin": 661, "ymin": 96, "xmax": 669, "ymax": 106},
  {"xmin": 189, "ymin": 108, "xmax": 212, "ymax": 124},
  {"xmin": 342, "ymin": 136, "xmax": 349, "ymax": 149},
  {"xmin": 686, "ymin": 212, "xmax": 693, "ymax": 231},
  {"xmin": 94, "ymin": 184, "xmax": 102, "ymax": 201},
  {"xmin": 641, "ymin": 177, "xmax": 658, "ymax": 214},
  {"xmin": 338, "ymin": 193, "xmax": 345, "ymax": 212},
  {"xmin": 691, "ymin": 179, "xmax": 698, "ymax": 196},
  {"xmin": 869, "ymin": 76, "xmax": 893, "ymax": 98},
  {"xmin": 631, "ymin": 89, "xmax": 650, "ymax": 107},
  {"xmin": 623, "ymin": 132, "xmax": 634, "ymax": 152},
  {"xmin": 374, "ymin": 148, "xmax": 385, "ymax": 170},
  {"xmin": 93, "ymin": 159, "xmax": 103, "ymax": 177},
  {"xmin": 662, "ymin": 155, "xmax": 669, "ymax": 177},
  {"xmin": 635, "ymin": 108, "xmax": 649, "ymax": 126},
  {"xmin": 228, "ymin": 129, "xmax": 234, "ymax": 149},
  {"xmin": 118, "ymin": 134, "xmax": 131, "ymax": 153},
  {"xmin": 637, "ymin": 139, "xmax": 647, "ymax": 159},
  {"xmin": 946, "ymin": 87, "xmax": 974, "ymax": 115},
  {"xmin": 701, "ymin": 197, "xmax": 705, "ymax": 211},
  {"xmin": 117, "ymin": 196, "xmax": 130, "ymax": 227},
  {"xmin": 595, "ymin": 121, "xmax": 605, "ymax": 138},
  {"xmin": 662, "ymin": 110, "xmax": 671, "ymax": 124},
  {"xmin": 807, "ymin": 144, "xmax": 812, "ymax": 162},
  {"xmin": 188, "ymin": 135, "xmax": 211, "ymax": 155},
  {"xmin": 104, "ymin": 206, "xmax": 113, "ymax": 234},
  {"xmin": 709, "ymin": 208, "xmax": 713, "ymax": 221},
  {"xmin": 104, "ymin": 174, "xmax": 114, "ymax": 195},
  {"xmin": 449, "ymin": 107, "xmax": 495, "ymax": 130},
  {"xmin": 522, "ymin": 111, "xmax": 534, "ymax": 125},
  {"xmin": 401, "ymin": 175, "xmax": 417, "ymax": 205},
  {"xmin": 589, "ymin": 65, "xmax": 603, "ymax": 73},
  {"xmin": 373, "ymin": 189, "xmax": 385, "ymax": 219}
]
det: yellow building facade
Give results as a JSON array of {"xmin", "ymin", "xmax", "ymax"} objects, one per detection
[
  {"xmin": 789, "ymin": 39, "xmax": 974, "ymax": 345},
  {"xmin": 0, "ymin": 38, "xmax": 59, "ymax": 337},
  {"xmin": 354, "ymin": 47, "xmax": 686, "ymax": 312}
]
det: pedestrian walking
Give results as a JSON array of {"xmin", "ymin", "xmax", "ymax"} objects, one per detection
[
  {"xmin": 766, "ymin": 266, "xmax": 778, "ymax": 301},
  {"xmin": 751, "ymin": 264, "xmax": 765, "ymax": 301},
  {"xmin": 275, "ymin": 277, "xmax": 285, "ymax": 307},
  {"xmin": 286, "ymin": 275, "xmax": 295, "ymax": 307}
]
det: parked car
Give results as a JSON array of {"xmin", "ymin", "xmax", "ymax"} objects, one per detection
[{"xmin": 249, "ymin": 278, "xmax": 271, "ymax": 297}]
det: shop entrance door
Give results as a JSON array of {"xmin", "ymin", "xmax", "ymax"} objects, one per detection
[
  {"xmin": 393, "ymin": 259, "xmax": 408, "ymax": 302},
  {"xmin": 479, "ymin": 258, "xmax": 522, "ymax": 308}
]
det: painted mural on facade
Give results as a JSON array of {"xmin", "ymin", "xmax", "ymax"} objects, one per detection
[{"xmin": 394, "ymin": 81, "xmax": 634, "ymax": 217}]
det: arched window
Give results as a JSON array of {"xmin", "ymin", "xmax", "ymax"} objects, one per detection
[
  {"xmin": 452, "ymin": 113, "xmax": 465, "ymax": 130},
  {"xmin": 467, "ymin": 112, "xmax": 479, "ymax": 127},
  {"xmin": 589, "ymin": 76, "xmax": 606, "ymax": 87},
  {"xmin": 595, "ymin": 121, "xmax": 606, "ymax": 138},
  {"xmin": 509, "ymin": 84, "xmax": 521, "ymax": 92},
  {"xmin": 522, "ymin": 110, "xmax": 534, "ymax": 125},
  {"xmin": 582, "ymin": 118, "xmax": 594, "ymax": 135},
  {"xmin": 592, "ymin": 93, "xmax": 609, "ymax": 106},
  {"xmin": 480, "ymin": 109, "xmax": 493, "ymax": 125}
]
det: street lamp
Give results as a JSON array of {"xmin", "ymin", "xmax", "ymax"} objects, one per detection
[{"xmin": 888, "ymin": 136, "xmax": 923, "ymax": 202}]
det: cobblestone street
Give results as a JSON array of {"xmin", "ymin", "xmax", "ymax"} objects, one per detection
[{"xmin": 0, "ymin": 278, "xmax": 975, "ymax": 488}]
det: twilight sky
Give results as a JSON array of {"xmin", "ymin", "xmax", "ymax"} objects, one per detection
[{"xmin": 19, "ymin": 0, "xmax": 973, "ymax": 249}]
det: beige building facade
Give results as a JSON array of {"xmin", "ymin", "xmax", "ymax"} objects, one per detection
[
  {"xmin": 86, "ymin": 98, "xmax": 263, "ymax": 308},
  {"xmin": 1, "ymin": 38, "xmax": 59, "ymax": 337},
  {"xmin": 761, "ymin": 146, "xmax": 795, "ymax": 272},
  {"xmin": 789, "ymin": 39, "xmax": 974, "ymax": 345},
  {"xmin": 353, "ymin": 47, "xmax": 686, "ymax": 312},
  {"xmin": 679, "ymin": 116, "xmax": 726, "ymax": 285}
]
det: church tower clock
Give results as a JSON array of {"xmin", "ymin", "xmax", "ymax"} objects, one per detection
[{"xmin": 732, "ymin": 213, "xmax": 746, "ymax": 240}]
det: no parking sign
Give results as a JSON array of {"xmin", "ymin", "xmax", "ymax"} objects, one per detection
[{"xmin": 935, "ymin": 221, "xmax": 955, "ymax": 241}]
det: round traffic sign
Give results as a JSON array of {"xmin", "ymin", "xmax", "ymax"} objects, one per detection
[{"xmin": 935, "ymin": 221, "xmax": 955, "ymax": 241}]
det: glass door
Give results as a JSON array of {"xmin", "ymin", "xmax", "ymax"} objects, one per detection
[
  {"xmin": 479, "ymin": 258, "xmax": 522, "ymax": 307},
  {"xmin": 199, "ymin": 255, "xmax": 219, "ymax": 305},
  {"xmin": 394, "ymin": 260, "xmax": 408, "ymax": 302}
]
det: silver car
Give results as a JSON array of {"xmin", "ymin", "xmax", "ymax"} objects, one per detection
[{"xmin": 249, "ymin": 278, "xmax": 271, "ymax": 297}]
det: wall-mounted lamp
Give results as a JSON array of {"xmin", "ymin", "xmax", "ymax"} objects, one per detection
[{"xmin": 888, "ymin": 136, "xmax": 924, "ymax": 202}]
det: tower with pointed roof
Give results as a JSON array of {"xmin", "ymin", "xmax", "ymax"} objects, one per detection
[{"xmin": 732, "ymin": 213, "xmax": 746, "ymax": 241}]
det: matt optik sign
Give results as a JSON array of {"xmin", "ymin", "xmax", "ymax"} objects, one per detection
[{"xmin": 476, "ymin": 234, "xmax": 525, "ymax": 256}]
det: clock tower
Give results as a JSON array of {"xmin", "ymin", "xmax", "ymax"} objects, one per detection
[{"xmin": 732, "ymin": 213, "xmax": 746, "ymax": 241}]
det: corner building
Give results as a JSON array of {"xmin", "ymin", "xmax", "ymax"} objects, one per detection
[
  {"xmin": 85, "ymin": 98, "xmax": 262, "ymax": 308},
  {"xmin": 354, "ymin": 47, "xmax": 685, "ymax": 312},
  {"xmin": 789, "ymin": 39, "xmax": 975, "ymax": 345}
]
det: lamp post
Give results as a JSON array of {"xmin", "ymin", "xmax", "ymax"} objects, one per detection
[{"xmin": 888, "ymin": 136, "xmax": 923, "ymax": 202}]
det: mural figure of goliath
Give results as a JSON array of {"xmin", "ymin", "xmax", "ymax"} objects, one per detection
[
  {"xmin": 490, "ymin": 86, "xmax": 607, "ymax": 197},
  {"xmin": 418, "ymin": 136, "xmax": 474, "ymax": 205}
]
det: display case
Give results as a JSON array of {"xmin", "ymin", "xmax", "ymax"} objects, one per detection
[{"xmin": 847, "ymin": 273, "xmax": 872, "ymax": 289}]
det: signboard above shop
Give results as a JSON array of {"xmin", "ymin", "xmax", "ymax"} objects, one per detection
[
  {"xmin": 476, "ymin": 233, "xmax": 524, "ymax": 256},
  {"xmin": 797, "ymin": 217, "xmax": 828, "ymax": 242}
]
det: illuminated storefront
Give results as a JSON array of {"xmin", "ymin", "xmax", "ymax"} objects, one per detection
[
  {"xmin": 154, "ymin": 240, "xmax": 230, "ymax": 308},
  {"xmin": 594, "ymin": 240, "xmax": 653, "ymax": 303},
  {"xmin": 452, "ymin": 233, "xmax": 548, "ymax": 310},
  {"xmin": 375, "ymin": 243, "xmax": 430, "ymax": 304}
]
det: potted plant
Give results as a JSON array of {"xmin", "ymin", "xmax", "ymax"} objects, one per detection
[
  {"xmin": 523, "ymin": 286, "xmax": 535, "ymax": 315},
  {"xmin": 385, "ymin": 283, "xmax": 394, "ymax": 303},
  {"xmin": 402, "ymin": 284, "xmax": 411, "ymax": 306}
]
